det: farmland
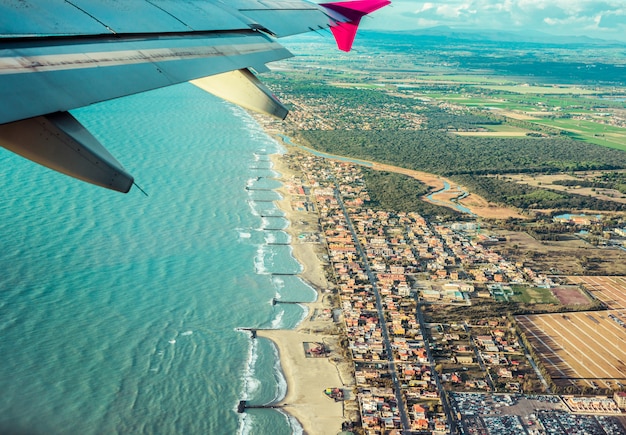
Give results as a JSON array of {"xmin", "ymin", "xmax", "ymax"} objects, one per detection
[
  {"xmin": 517, "ymin": 310, "xmax": 626, "ymax": 391},
  {"xmin": 516, "ymin": 277, "xmax": 626, "ymax": 392},
  {"xmin": 478, "ymin": 84, "xmax": 599, "ymax": 95}
]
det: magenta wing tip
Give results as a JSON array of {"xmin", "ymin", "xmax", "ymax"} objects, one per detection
[{"xmin": 321, "ymin": 0, "xmax": 391, "ymax": 51}]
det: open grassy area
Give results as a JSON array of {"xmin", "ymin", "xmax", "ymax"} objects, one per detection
[
  {"xmin": 477, "ymin": 85, "xmax": 598, "ymax": 95},
  {"xmin": 452, "ymin": 124, "xmax": 534, "ymax": 136},
  {"xmin": 419, "ymin": 74, "xmax": 511, "ymax": 84},
  {"xmin": 510, "ymin": 285, "xmax": 559, "ymax": 304},
  {"xmin": 410, "ymin": 88, "xmax": 625, "ymax": 151},
  {"xmin": 490, "ymin": 230, "xmax": 626, "ymax": 276},
  {"xmin": 531, "ymin": 118, "xmax": 626, "ymax": 151}
]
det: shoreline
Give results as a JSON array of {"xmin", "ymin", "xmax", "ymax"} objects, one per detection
[{"xmin": 255, "ymin": 150, "xmax": 355, "ymax": 434}]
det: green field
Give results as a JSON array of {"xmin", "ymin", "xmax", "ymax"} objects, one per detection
[
  {"xmin": 452, "ymin": 124, "xmax": 533, "ymax": 137},
  {"xmin": 510, "ymin": 285, "xmax": 559, "ymax": 304},
  {"xmin": 410, "ymin": 85, "xmax": 626, "ymax": 151},
  {"xmin": 419, "ymin": 74, "xmax": 512, "ymax": 85},
  {"xmin": 477, "ymin": 85, "xmax": 598, "ymax": 95},
  {"xmin": 531, "ymin": 118, "xmax": 626, "ymax": 151}
]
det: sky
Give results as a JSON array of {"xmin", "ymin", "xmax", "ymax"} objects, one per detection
[{"xmin": 363, "ymin": 0, "xmax": 626, "ymax": 42}]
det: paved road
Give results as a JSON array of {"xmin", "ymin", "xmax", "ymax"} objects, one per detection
[
  {"xmin": 333, "ymin": 186, "xmax": 411, "ymax": 432},
  {"xmin": 416, "ymin": 301, "xmax": 458, "ymax": 434}
]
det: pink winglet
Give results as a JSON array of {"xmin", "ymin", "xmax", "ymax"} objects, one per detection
[{"xmin": 321, "ymin": 0, "xmax": 391, "ymax": 52}]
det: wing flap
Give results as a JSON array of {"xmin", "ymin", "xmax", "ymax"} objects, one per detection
[
  {"xmin": 192, "ymin": 68, "xmax": 289, "ymax": 120},
  {"xmin": 0, "ymin": 0, "xmax": 391, "ymax": 193},
  {"xmin": 0, "ymin": 0, "xmax": 331, "ymax": 37},
  {"xmin": 0, "ymin": 112, "xmax": 134, "ymax": 193}
]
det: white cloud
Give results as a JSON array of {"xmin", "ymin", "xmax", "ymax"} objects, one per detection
[
  {"xmin": 364, "ymin": 0, "xmax": 626, "ymax": 41},
  {"xmin": 435, "ymin": 3, "xmax": 475, "ymax": 18},
  {"xmin": 414, "ymin": 2, "xmax": 436, "ymax": 13}
]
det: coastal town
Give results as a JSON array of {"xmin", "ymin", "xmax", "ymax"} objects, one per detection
[
  {"xmin": 266, "ymin": 146, "xmax": 626, "ymax": 435},
  {"xmin": 238, "ymin": 28, "xmax": 626, "ymax": 435}
]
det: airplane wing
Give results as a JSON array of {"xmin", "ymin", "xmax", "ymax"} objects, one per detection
[{"xmin": 0, "ymin": 0, "xmax": 390, "ymax": 193}]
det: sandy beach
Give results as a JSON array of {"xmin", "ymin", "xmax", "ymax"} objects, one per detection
[
  {"xmin": 255, "ymin": 134, "xmax": 521, "ymax": 434},
  {"xmin": 255, "ymin": 151, "xmax": 356, "ymax": 435}
]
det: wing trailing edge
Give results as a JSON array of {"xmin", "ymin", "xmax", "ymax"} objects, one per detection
[
  {"xmin": 0, "ymin": 112, "xmax": 133, "ymax": 193},
  {"xmin": 191, "ymin": 68, "xmax": 289, "ymax": 120},
  {"xmin": 321, "ymin": 0, "xmax": 391, "ymax": 52}
]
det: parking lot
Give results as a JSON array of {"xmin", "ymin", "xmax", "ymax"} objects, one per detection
[{"xmin": 451, "ymin": 393, "xmax": 626, "ymax": 435}]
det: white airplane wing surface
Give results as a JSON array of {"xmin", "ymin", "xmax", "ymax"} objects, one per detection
[{"xmin": 0, "ymin": 0, "xmax": 389, "ymax": 192}]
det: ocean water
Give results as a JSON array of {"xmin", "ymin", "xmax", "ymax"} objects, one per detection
[{"xmin": 0, "ymin": 84, "xmax": 316, "ymax": 434}]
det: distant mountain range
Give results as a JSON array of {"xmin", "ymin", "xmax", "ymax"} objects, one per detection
[{"xmin": 363, "ymin": 26, "xmax": 624, "ymax": 46}]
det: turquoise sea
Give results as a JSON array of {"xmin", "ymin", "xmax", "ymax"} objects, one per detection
[{"xmin": 0, "ymin": 84, "xmax": 316, "ymax": 434}]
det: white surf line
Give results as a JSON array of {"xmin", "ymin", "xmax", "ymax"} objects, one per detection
[
  {"xmin": 518, "ymin": 316, "xmax": 578, "ymax": 385},
  {"xmin": 534, "ymin": 315, "xmax": 616, "ymax": 381}
]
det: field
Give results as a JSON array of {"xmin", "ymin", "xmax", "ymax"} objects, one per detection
[
  {"xmin": 490, "ymin": 109, "xmax": 538, "ymax": 120},
  {"xmin": 550, "ymin": 286, "xmax": 592, "ymax": 305},
  {"xmin": 491, "ymin": 230, "xmax": 626, "ymax": 275},
  {"xmin": 530, "ymin": 118, "xmax": 626, "ymax": 151},
  {"xmin": 517, "ymin": 310, "xmax": 626, "ymax": 390},
  {"xmin": 416, "ymin": 75, "xmax": 510, "ymax": 84},
  {"xmin": 416, "ymin": 82, "xmax": 626, "ymax": 151},
  {"xmin": 517, "ymin": 277, "xmax": 626, "ymax": 390},
  {"xmin": 477, "ymin": 85, "xmax": 598, "ymax": 95},
  {"xmin": 452, "ymin": 125, "xmax": 532, "ymax": 137},
  {"xmin": 503, "ymin": 171, "xmax": 626, "ymax": 205},
  {"xmin": 510, "ymin": 285, "xmax": 558, "ymax": 304},
  {"xmin": 566, "ymin": 276, "xmax": 626, "ymax": 310}
]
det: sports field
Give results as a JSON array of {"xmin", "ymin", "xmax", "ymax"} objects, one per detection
[
  {"xmin": 517, "ymin": 310, "xmax": 626, "ymax": 390},
  {"xmin": 567, "ymin": 276, "xmax": 626, "ymax": 310}
]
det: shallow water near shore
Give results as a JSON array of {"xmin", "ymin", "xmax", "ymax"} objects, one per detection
[{"xmin": 0, "ymin": 84, "xmax": 312, "ymax": 434}]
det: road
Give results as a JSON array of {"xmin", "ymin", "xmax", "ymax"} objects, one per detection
[
  {"xmin": 416, "ymin": 300, "xmax": 458, "ymax": 434},
  {"xmin": 333, "ymin": 186, "xmax": 411, "ymax": 432}
]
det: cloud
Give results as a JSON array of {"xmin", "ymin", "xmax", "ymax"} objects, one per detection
[
  {"xmin": 598, "ymin": 10, "xmax": 626, "ymax": 30},
  {"xmin": 364, "ymin": 0, "xmax": 626, "ymax": 41},
  {"xmin": 414, "ymin": 2, "xmax": 435, "ymax": 13}
]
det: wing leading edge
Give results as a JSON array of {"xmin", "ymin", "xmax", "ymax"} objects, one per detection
[{"xmin": 0, "ymin": 0, "xmax": 390, "ymax": 193}]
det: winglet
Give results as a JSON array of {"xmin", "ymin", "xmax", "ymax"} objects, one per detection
[{"xmin": 321, "ymin": 0, "xmax": 391, "ymax": 52}]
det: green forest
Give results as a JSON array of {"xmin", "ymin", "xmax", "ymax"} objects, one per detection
[
  {"xmin": 361, "ymin": 169, "xmax": 463, "ymax": 219},
  {"xmin": 297, "ymin": 130, "xmax": 626, "ymax": 175},
  {"xmin": 297, "ymin": 130, "xmax": 626, "ymax": 210}
]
